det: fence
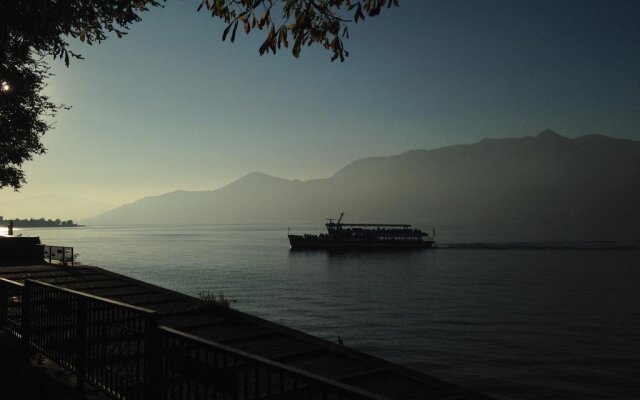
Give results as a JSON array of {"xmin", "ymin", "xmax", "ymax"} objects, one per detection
[
  {"xmin": 0, "ymin": 278, "xmax": 24, "ymax": 337},
  {"xmin": 23, "ymin": 280, "xmax": 158, "ymax": 400},
  {"xmin": 0, "ymin": 278, "xmax": 386, "ymax": 400},
  {"xmin": 160, "ymin": 326, "xmax": 386, "ymax": 400}
]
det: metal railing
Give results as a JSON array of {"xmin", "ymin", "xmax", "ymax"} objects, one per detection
[
  {"xmin": 0, "ymin": 278, "xmax": 24, "ymax": 337},
  {"xmin": 23, "ymin": 280, "xmax": 159, "ymax": 400},
  {"xmin": 0, "ymin": 277, "xmax": 386, "ymax": 400},
  {"xmin": 2, "ymin": 278, "xmax": 158, "ymax": 400},
  {"xmin": 160, "ymin": 326, "xmax": 387, "ymax": 400}
]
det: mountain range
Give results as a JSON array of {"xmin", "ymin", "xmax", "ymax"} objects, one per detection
[{"xmin": 84, "ymin": 130, "xmax": 640, "ymax": 241}]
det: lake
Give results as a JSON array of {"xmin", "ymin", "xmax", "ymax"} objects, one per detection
[{"xmin": 14, "ymin": 224, "xmax": 640, "ymax": 399}]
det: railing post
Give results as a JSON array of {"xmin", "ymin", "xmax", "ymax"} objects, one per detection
[
  {"xmin": 21, "ymin": 281, "xmax": 31, "ymax": 346},
  {"xmin": 0, "ymin": 284, "xmax": 7, "ymax": 326},
  {"xmin": 144, "ymin": 313, "xmax": 161, "ymax": 400},
  {"xmin": 76, "ymin": 297, "xmax": 88, "ymax": 390}
]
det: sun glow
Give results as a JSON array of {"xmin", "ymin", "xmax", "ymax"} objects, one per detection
[{"xmin": 1, "ymin": 81, "xmax": 10, "ymax": 92}]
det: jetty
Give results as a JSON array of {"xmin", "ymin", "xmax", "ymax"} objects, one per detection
[{"xmin": 0, "ymin": 254, "xmax": 491, "ymax": 399}]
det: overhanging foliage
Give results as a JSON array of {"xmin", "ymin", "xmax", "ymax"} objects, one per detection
[{"xmin": 0, "ymin": 0, "xmax": 397, "ymax": 190}]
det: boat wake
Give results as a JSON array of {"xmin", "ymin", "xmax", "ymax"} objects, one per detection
[{"xmin": 436, "ymin": 241, "xmax": 640, "ymax": 251}]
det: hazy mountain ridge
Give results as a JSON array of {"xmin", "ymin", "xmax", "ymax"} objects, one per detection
[{"xmin": 84, "ymin": 131, "xmax": 640, "ymax": 240}]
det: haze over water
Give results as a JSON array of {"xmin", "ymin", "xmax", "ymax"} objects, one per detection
[{"xmin": 21, "ymin": 224, "xmax": 640, "ymax": 400}]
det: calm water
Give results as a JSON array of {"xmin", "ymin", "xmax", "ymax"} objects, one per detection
[{"xmin": 16, "ymin": 225, "xmax": 640, "ymax": 399}]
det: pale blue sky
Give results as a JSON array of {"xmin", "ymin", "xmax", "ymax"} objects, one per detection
[{"xmin": 2, "ymin": 0, "xmax": 639, "ymax": 212}]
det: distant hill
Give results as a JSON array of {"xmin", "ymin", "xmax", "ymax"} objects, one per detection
[
  {"xmin": 0, "ymin": 217, "xmax": 79, "ymax": 228},
  {"xmin": 0, "ymin": 195, "xmax": 114, "ymax": 221},
  {"xmin": 84, "ymin": 131, "xmax": 640, "ymax": 240}
]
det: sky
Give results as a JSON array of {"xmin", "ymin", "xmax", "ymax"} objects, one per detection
[{"xmin": 1, "ymin": 0, "xmax": 639, "ymax": 217}]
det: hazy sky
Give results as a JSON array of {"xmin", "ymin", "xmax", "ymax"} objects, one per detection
[{"xmin": 1, "ymin": 0, "xmax": 639, "ymax": 211}]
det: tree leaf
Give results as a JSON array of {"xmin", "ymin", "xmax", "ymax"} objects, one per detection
[
  {"xmin": 222, "ymin": 23, "xmax": 232, "ymax": 40},
  {"xmin": 231, "ymin": 20, "xmax": 238, "ymax": 42}
]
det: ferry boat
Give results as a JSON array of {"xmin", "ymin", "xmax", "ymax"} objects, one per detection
[{"xmin": 288, "ymin": 213, "xmax": 435, "ymax": 250}]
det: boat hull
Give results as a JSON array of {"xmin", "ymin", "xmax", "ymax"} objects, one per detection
[{"xmin": 288, "ymin": 235, "xmax": 435, "ymax": 250}]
